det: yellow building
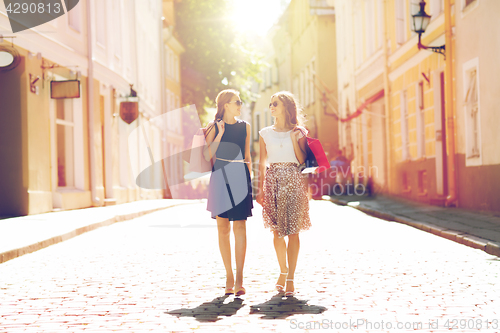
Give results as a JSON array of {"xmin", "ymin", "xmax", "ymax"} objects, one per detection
[
  {"xmin": 162, "ymin": 0, "xmax": 185, "ymax": 198},
  {"xmin": 453, "ymin": 0, "xmax": 500, "ymax": 211},
  {"xmin": 385, "ymin": 0, "xmax": 453, "ymax": 205},
  {"xmin": 334, "ymin": 0, "xmax": 388, "ymax": 191},
  {"xmin": 335, "ymin": 0, "xmax": 500, "ymax": 212},
  {"xmin": 0, "ymin": 0, "xmax": 166, "ymax": 216},
  {"xmin": 335, "ymin": 0, "xmax": 456, "ymax": 203}
]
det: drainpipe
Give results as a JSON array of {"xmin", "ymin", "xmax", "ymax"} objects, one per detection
[
  {"xmin": 382, "ymin": 0, "xmax": 392, "ymax": 192},
  {"xmin": 86, "ymin": 0, "xmax": 99, "ymax": 206},
  {"xmin": 444, "ymin": 0, "xmax": 457, "ymax": 206}
]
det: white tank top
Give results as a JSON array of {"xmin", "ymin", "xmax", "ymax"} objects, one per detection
[{"xmin": 259, "ymin": 126, "xmax": 306, "ymax": 165}]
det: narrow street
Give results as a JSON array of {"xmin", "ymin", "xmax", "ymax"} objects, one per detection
[{"xmin": 1, "ymin": 200, "xmax": 498, "ymax": 332}]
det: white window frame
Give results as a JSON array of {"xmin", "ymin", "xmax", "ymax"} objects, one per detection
[
  {"xmin": 463, "ymin": 58, "xmax": 482, "ymax": 166},
  {"xmin": 395, "ymin": 0, "xmax": 407, "ymax": 45},
  {"xmin": 400, "ymin": 90, "xmax": 410, "ymax": 161},
  {"xmin": 416, "ymin": 81, "xmax": 426, "ymax": 158}
]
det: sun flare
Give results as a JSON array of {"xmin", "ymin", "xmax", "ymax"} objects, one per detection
[{"xmin": 230, "ymin": 0, "xmax": 283, "ymax": 36}]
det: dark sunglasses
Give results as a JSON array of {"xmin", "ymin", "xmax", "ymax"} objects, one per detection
[
  {"xmin": 229, "ymin": 100, "xmax": 243, "ymax": 106},
  {"xmin": 269, "ymin": 101, "xmax": 278, "ymax": 107}
]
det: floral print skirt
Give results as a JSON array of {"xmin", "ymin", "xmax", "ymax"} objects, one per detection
[{"xmin": 263, "ymin": 163, "xmax": 311, "ymax": 238}]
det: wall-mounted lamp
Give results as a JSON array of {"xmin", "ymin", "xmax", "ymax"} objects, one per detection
[
  {"xmin": 411, "ymin": 0, "xmax": 446, "ymax": 58},
  {"xmin": 0, "ymin": 40, "xmax": 21, "ymax": 73}
]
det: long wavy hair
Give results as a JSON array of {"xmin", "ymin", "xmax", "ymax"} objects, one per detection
[
  {"xmin": 214, "ymin": 89, "xmax": 240, "ymax": 121},
  {"xmin": 271, "ymin": 91, "xmax": 305, "ymax": 128}
]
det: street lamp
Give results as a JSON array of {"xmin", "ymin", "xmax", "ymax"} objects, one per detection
[{"xmin": 411, "ymin": 0, "xmax": 445, "ymax": 57}]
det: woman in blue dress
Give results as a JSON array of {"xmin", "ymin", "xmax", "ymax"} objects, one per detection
[{"xmin": 204, "ymin": 89, "xmax": 253, "ymax": 296}]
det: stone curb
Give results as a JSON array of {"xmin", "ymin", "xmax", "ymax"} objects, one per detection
[
  {"xmin": 326, "ymin": 197, "xmax": 500, "ymax": 258},
  {"xmin": 0, "ymin": 201, "xmax": 199, "ymax": 264}
]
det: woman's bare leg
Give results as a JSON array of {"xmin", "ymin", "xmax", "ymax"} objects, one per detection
[
  {"xmin": 286, "ymin": 233, "xmax": 300, "ymax": 293},
  {"xmin": 217, "ymin": 216, "xmax": 233, "ymax": 290},
  {"xmin": 233, "ymin": 220, "xmax": 247, "ymax": 290},
  {"xmin": 273, "ymin": 231, "xmax": 288, "ymax": 289}
]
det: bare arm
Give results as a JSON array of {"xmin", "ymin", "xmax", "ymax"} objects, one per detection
[
  {"xmin": 203, "ymin": 121, "xmax": 224, "ymax": 161},
  {"xmin": 244, "ymin": 122, "xmax": 252, "ymax": 176},
  {"xmin": 291, "ymin": 128, "xmax": 307, "ymax": 164},
  {"xmin": 256, "ymin": 134, "xmax": 267, "ymax": 205}
]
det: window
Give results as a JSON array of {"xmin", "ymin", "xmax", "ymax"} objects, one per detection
[
  {"xmin": 416, "ymin": 81, "xmax": 425, "ymax": 158},
  {"xmin": 400, "ymin": 90, "xmax": 410, "ymax": 160},
  {"xmin": 299, "ymin": 71, "xmax": 304, "ymax": 104},
  {"xmin": 273, "ymin": 62, "xmax": 279, "ymax": 85},
  {"xmin": 56, "ymin": 99, "xmax": 75, "ymax": 187},
  {"xmin": 464, "ymin": 67, "xmax": 480, "ymax": 159},
  {"xmin": 418, "ymin": 170, "xmax": 427, "ymax": 194},
  {"xmin": 464, "ymin": 0, "xmax": 477, "ymax": 9},
  {"xmin": 402, "ymin": 171, "xmax": 410, "ymax": 191},
  {"xmin": 119, "ymin": 115, "xmax": 130, "ymax": 187},
  {"xmin": 176, "ymin": 55, "xmax": 180, "ymax": 83},
  {"xmin": 377, "ymin": 0, "xmax": 384, "ymax": 49},
  {"xmin": 293, "ymin": 76, "xmax": 299, "ymax": 97},
  {"xmin": 305, "ymin": 66, "xmax": 310, "ymax": 106},
  {"xmin": 365, "ymin": 0, "xmax": 376, "ymax": 56},
  {"xmin": 68, "ymin": 0, "xmax": 81, "ymax": 31},
  {"xmin": 395, "ymin": 0, "xmax": 407, "ymax": 45},
  {"xmin": 113, "ymin": 0, "xmax": 122, "ymax": 58},
  {"xmin": 430, "ymin": 0, "xmax": 443, "ymax": 18},
  {"xmin": 409, "ymin": 0, "xmax": 420, "ymax": 36},
  {"xmin": 96, "ymin": 0, "xmax": 106, "ymax": 45},
  {"xmin": 354, "ymin": 7, "xmax": 363, "ymax": 66},
  {"xmin": 254, "ymin": 113, "xmax": 261, "ymax": 141},
  {"xmin": 174, "ymin": 55, "xmax": 179, "ymax": 82},
  {"xmin": 310, "ymin": 59, "xmax": 315, "ymax": 103},
  {"xmin": 169, "ymin": 50, "xmax": 174, "ymax": 79}
]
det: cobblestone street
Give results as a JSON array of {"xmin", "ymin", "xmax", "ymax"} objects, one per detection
[{"xmin": 1, "ymin": 200, "xmax": 499, "ymax": 332}]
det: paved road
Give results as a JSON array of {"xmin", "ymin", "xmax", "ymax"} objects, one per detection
[{"xmin": 1, "ymin": 200, "xmax": 499, "ymax": 332}]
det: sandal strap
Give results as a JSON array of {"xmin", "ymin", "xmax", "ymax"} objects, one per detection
[
  {"xmin": 286, "ymin": 279, "xmax": 294, "ymax": 281},
  {"xmin": 280, "ymin": 272, "xmax": 288, "ymax": 275}
]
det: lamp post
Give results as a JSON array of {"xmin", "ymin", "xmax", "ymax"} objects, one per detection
[{"xmin": 411, "ymin": 0, "xmax": 446, "ymax": 57}]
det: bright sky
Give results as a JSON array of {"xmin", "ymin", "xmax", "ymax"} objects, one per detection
[{"xmin": 230, "ymin": 0, "xmax": 284, "ymax": 36}]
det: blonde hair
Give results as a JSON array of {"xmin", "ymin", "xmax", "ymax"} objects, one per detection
[
  {"xmin": 271, "ymin": 91, "xmax": 305, "ymax": 128},
  {"xmin": 214, "ymin": 89, "xmax": 240, "ymax": 121}
]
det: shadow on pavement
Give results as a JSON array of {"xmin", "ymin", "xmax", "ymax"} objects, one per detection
[
  {"xmin": 249, "ymin": 293, "xmax": 327, "ymax": 319},
  {"xmin": 166, "ymin": 295, "xmax": 244, "ymax": 322}
]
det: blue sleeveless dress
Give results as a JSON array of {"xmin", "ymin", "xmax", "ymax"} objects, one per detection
[{"xmin": 207, "ymin": 119, "xmax": 253, "ymax": 220}]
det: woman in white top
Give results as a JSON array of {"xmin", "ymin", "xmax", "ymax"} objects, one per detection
[{"xmin": 256, "ymin": 91, "xmax": 311, "ymax": 297}]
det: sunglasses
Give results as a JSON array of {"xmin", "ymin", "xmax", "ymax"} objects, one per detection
[
  {"xmin": 228, "ymin": 100, "xmax": 243, "ymax": 106},
  {"xmin": 269, "ymin": 101, "xmax": 279, "ymax": 108}
]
